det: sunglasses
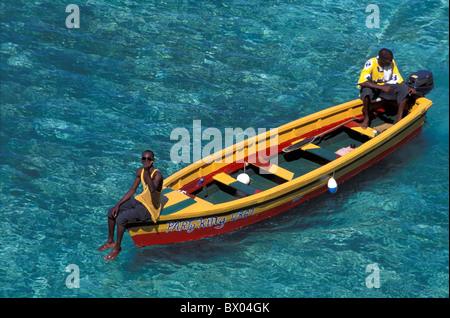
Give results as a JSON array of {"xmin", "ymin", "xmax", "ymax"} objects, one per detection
[{"xmin": 141, "ymin": 156, "xmax": 154, "ymax": 161}]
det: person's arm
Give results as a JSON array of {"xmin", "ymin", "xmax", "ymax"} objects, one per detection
[
  {"xmin": 143, "ymin": 169, "xmax": 163, "ymax": 193},
  {"xmin": 399, "ymin": 81, "xmax": 416, "ymax": 95},
  {"xmin": 358, "ymin": 58, "xmax": 391, "ymax": 93},
  {"xmin": 111, "ymin": 169, "xmax": 142, "ymax": 217},
  {"xmin": 359, "ymin": 80, "xmax": 382, "ymax": 90},
  {"xmin": 360, "ymin": 80, "xmax": 393, "ymax": 94}
]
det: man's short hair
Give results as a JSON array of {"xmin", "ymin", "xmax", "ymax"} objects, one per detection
[
  {"xmin": 143, "ymin": 150, "xmax": 154, "ymax": 159},
  {"xmin": 379, "ymin": 48, "xmax": 393, "ymax": 58}
]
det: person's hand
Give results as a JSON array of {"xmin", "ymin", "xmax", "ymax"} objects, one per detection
[
  {"xmin": 111, "ymin": 205, "xmax": 119, "ymax": 218},
  {"xmin": 408, "ymin": 87, "xmax": 416, "ymax": 95},
  {"xmin": 381, "ymin": 85, "xmax": 393, "ymax": 94}
]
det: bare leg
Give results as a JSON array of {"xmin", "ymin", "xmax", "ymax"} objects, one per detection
[
  {"xmin": 396, "ymin": 98, "xmax": 408, "ymax": 123},
  {"xmin": 97, "ymin": 218, "xmax": 116, "ymax": 251},
  {"xmin": 361, "ymin": 96, "xmax": 371, "ymax": 129},
  {"xmin": 104, "ymin": 224, "xmax": 125, "ymax": 261}
]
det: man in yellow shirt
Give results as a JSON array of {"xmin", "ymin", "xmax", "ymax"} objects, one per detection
[
  {"xmin": 358, "ymin": 48, "xmax": 416, "ymax": 128},
  {"xmin": 97, "ymin": 150, "xmax": 163, "ymax": 261}
]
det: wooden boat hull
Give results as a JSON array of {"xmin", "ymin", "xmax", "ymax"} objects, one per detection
[{"xmin": 127, "ymin": 98, "xmax": 432, "ymax": 247}]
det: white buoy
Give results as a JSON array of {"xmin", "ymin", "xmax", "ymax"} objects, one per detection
[
  {"xmin": 328, "ymin": 177, "xmax": 338, "ymax": 193},
  {"xmin": 237, "ymin": 173, "xmax": 250, "ymax": 185}
]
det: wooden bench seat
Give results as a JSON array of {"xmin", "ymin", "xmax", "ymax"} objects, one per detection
[
  {"xmin": 251, "ymin": 157, "xmax": 294, "ymax": 181},
  {"xmin": 343, "ymin": 122, "xmax": 378, "ymax": 138},
  {"xmin": 212, "ymin": 172, "xmax": 261, "ymax": 196}
]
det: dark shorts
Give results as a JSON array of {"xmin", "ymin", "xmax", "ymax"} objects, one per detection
[
  {"xmin": 107, "ymin": 198, "xmax": 151, "ymax": 227},
  {"xmin": 360, "ymin": 83, "xmax": 409, "ymax": 104}
]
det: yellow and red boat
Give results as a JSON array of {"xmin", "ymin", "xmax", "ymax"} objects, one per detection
[{"xmin": 127, "ymin": 97, "xmax": 433, "ymax": 247}]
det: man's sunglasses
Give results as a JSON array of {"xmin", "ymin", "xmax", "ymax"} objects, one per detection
[{"xmin": 141, "ymin": 157, "xmax": 154, "ymax": 161}]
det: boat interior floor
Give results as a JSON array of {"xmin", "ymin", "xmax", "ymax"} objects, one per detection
[{"xmin": 190, "ymin": 111, "xmax": 395, "ymax": 205}]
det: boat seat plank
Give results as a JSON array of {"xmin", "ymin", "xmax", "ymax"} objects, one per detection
[
  {"xmin": 213, "ymin": 172, "xmax": 260, "ymax": 196},
  {"xmin": 350, "ymin": 126, "xmax": 378, "ymax": 138},
  {"xmin": 252, "ymin": 157, "xmax": 294, "ymax": 181},
  {"xmin": 300, "ymin": 143, "xmax": 320, "ymax": 150},
  {"xmin": 160, "ymin": 187, "xmax": 212, "ymax": 216},
  {"xmin": 343, "ymin": 122, "xmax": 378, "ymax": 138},
  {"xmin": 373, "ymin": 123, "xmax": 394, "ymax": 132}
]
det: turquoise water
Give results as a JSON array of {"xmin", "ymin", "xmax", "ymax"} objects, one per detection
[{"xmin": 0, "ymin": 0, "xmax": 448, "ymax": 298}]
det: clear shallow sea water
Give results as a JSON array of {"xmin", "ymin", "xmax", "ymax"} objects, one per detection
[{"xmin": 0, "ymin": 0, "xmax": 448, "ymax": 298}]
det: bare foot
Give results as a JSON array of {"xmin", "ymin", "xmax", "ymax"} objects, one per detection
[
  {"xmin": 104, "ymin": 248, "xmax": 121, "ymax": 261},
  {"xmin": 97, "ymin": 241, "xmax": 115, "ymax": 251},
  {"xmin": 361, "ymin": 119, "xmax": 369, "ymax": 129}
]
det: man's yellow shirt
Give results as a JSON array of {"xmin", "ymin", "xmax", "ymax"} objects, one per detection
[{"xmin": 358, "ymin": 57, "xmax": 403, "ymax": 87}]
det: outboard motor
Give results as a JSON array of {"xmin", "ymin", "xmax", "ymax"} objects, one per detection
[{"xmin": 406, "ymin": 70, "xmax": 434, "ymax": 97}]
